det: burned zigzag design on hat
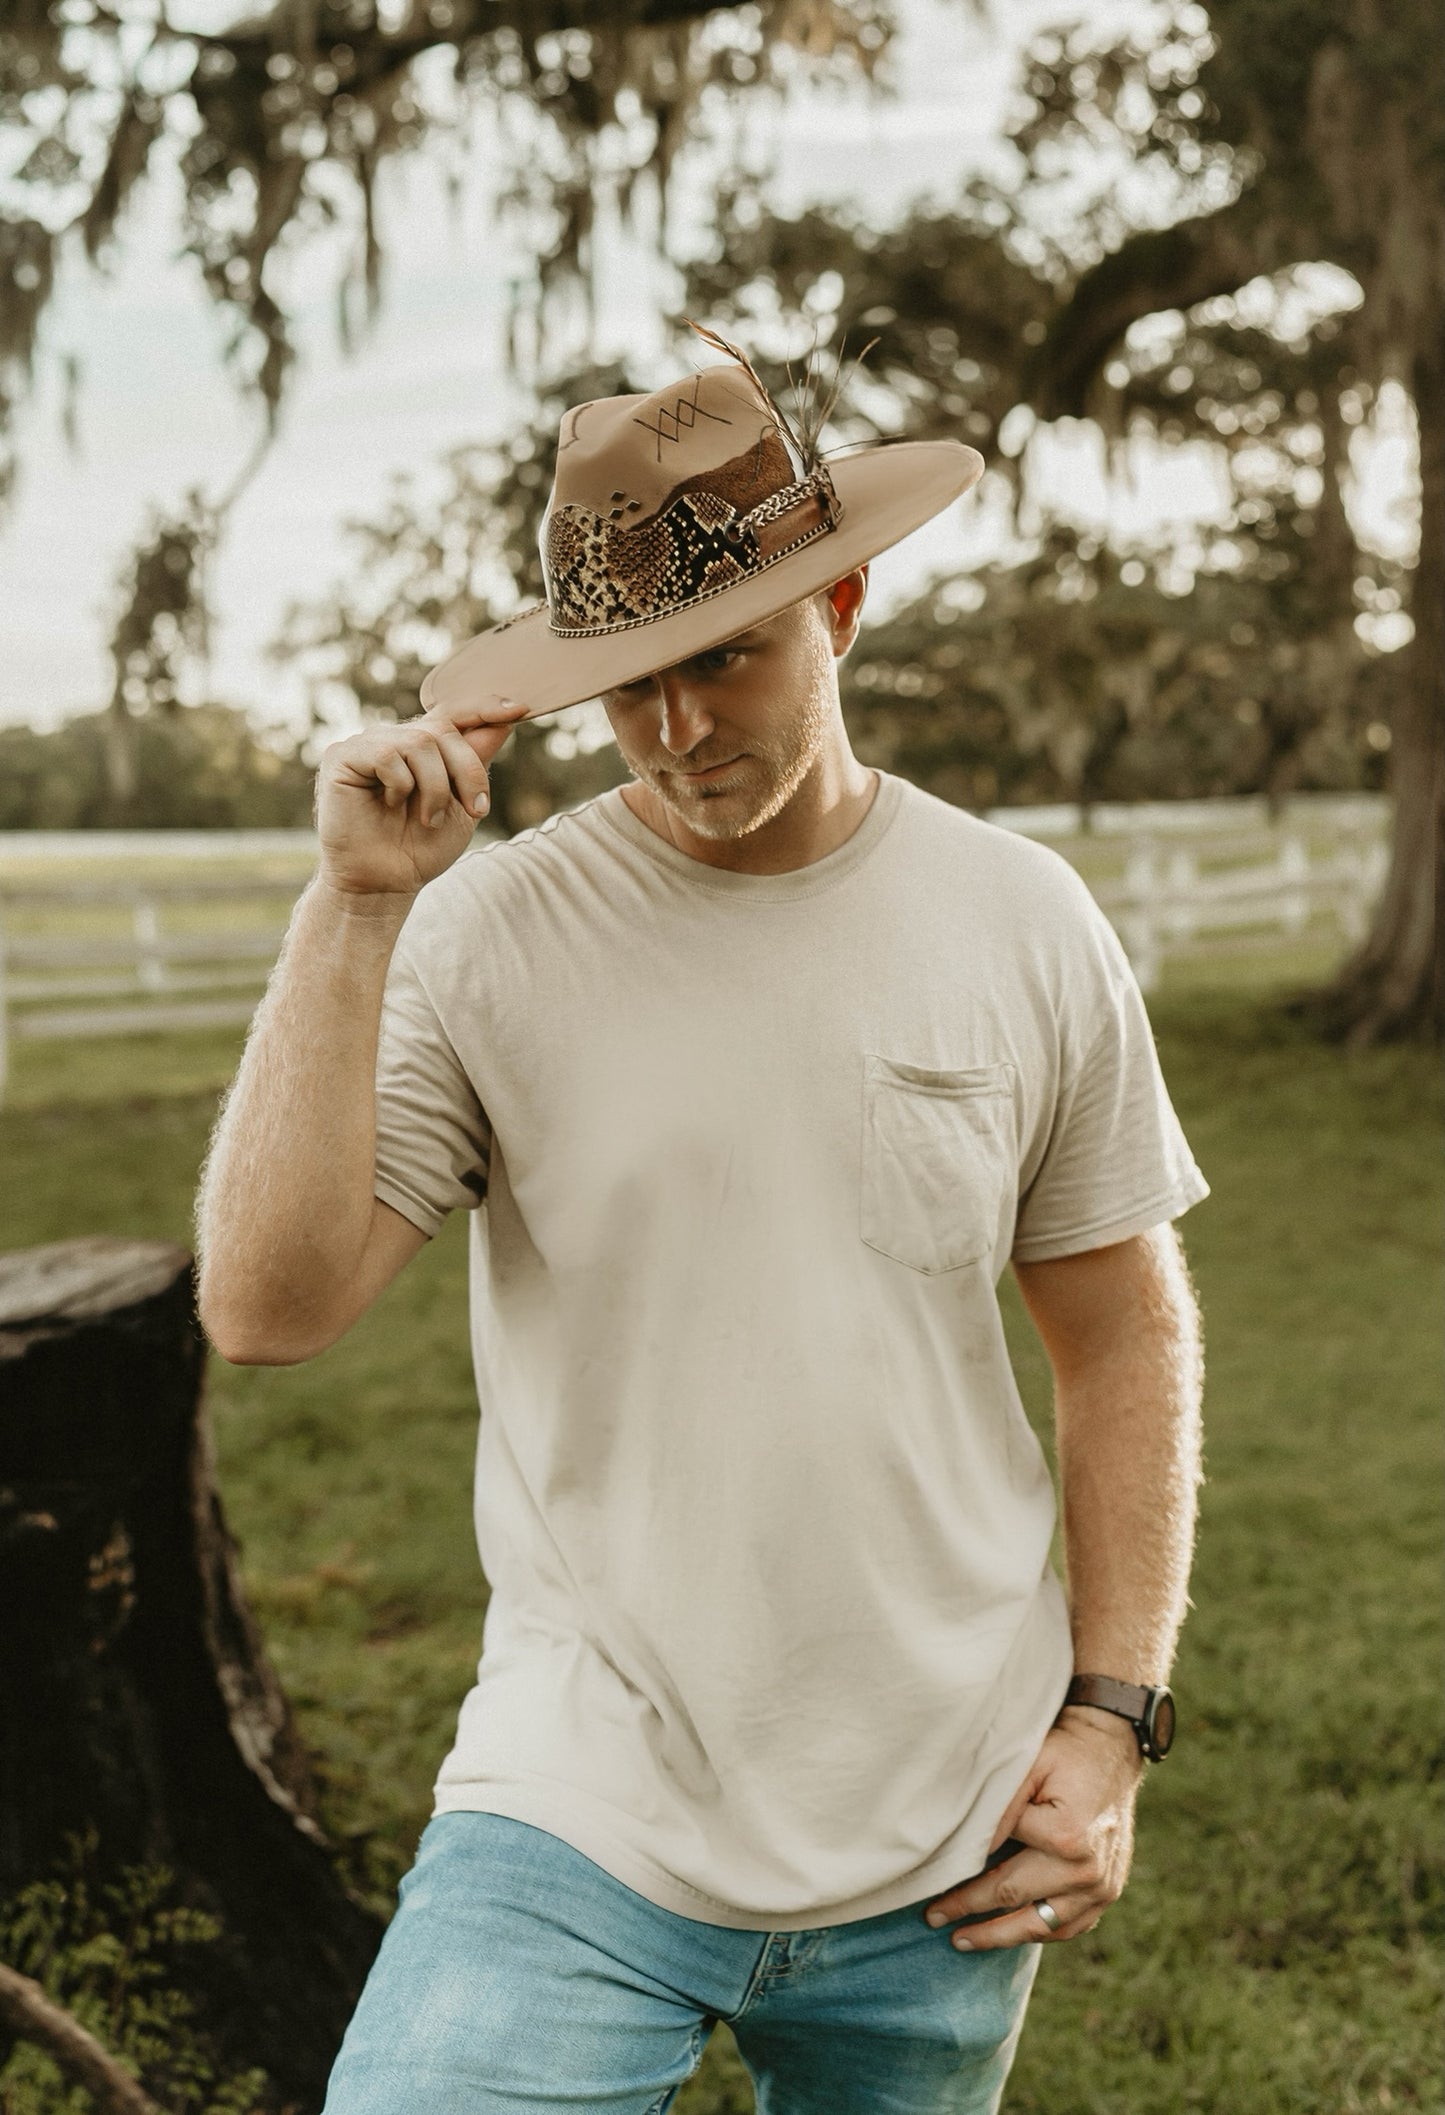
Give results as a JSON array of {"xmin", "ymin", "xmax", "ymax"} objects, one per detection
[
  {"xmin": 545, "ymin": 431, "xmax": 838, "ymax": 636},
  {"xmin": 631, "ymin": 372, "xmax": 734, "ymax": 460}
]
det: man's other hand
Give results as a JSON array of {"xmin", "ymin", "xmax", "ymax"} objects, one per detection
[
  {"xmin": 317, "ymin": 698, "xmax": 530, "ymax": 899},
  {"xmin": 922, "ymin": 1708, "xmax": 1145, "ymax": 1948}
]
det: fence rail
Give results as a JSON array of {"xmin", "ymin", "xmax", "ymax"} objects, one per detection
[
  {"xmin": 0, "ymin": 796, "xmax": 1391, "ymax": 1105},
  {"xmin": 1093, "ymin": 830, "xmax": 1388, "ymax": 991}
]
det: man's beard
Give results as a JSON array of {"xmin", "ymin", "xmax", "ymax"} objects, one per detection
[{"xmin": 629, "ymin": 687, "xmax": 831, "ymax": 842}]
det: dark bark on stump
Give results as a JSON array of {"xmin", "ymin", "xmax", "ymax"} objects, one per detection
[{"xmin": 0, "ymin": 1237, "xmax": 383, "ymax": 2113}]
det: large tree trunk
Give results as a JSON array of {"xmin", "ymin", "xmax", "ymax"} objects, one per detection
[
  {"xmin": 0, "ymin": 1237, "xmax": 383, "ymax": 2113},
  {"xmin": 101, "ymin": 698, "xmax": 138, "ymax": 810},
  {"xmin": 1028, "ymin": 229, "xmax": 1441, "ymax": 1043},
  {"xmin": 1301, "ymin": 347, "xmax": 1443, "ymax": 1045}
]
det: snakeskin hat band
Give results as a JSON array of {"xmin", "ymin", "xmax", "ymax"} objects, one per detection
[{"xmin": 419, "ymin": 334, "xmax": 984, "ymax": 723}]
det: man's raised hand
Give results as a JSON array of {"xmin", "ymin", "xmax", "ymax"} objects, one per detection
[{"xmin": 316, "ymin": 698, "xmax": 531, "ymax": 899}]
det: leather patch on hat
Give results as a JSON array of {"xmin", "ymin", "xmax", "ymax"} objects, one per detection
[
  {"xmin": 658, "ymin": 431, "xmax": 794, "ymax": 524},
  {"xmin": 754, "ymin": 490, "xmax": 826, "ymax": 559}
]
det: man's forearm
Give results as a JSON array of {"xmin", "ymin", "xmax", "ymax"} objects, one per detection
[
  {"xmin": 1054, "ymin": 1233, "xmax": 1204, "ymax": 1691},
  {"xmin": 927, "ymin": 1230, "xmax": 1203, "ymax": 1942},
  {"xmin": 196, "ymin": 879, "xmax": 412, "ymax": 1359}
]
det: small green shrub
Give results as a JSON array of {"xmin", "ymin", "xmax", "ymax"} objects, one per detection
[{"xmin": 0, "ymin": 1835, "xmax": 270, "ymax": 2115}]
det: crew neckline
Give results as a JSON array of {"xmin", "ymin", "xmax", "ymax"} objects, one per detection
[{"xmin": 596, "ymin": 771, "xmax": 905, "ymax": 902}]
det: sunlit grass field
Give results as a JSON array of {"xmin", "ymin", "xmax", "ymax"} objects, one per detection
[{"xmin": 0, "ymin": 956, "xmax": 1438, "ymax": 2114}]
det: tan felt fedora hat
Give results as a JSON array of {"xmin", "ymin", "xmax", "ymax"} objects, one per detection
[{"xmin": 418, "ymin": 329, "xmax": 985, "ymax": 722}]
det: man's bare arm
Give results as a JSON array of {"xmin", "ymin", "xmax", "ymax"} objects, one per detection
[
  {"xmin": 923, "ymin": 1224, "xmax": 1204, "ymax": 1947},
  {"xmin": 197, "ymin": 885, "xmax": 426, "ymax": 1364},
  {"xmin": 1021, "ymin": 1221, "xmax": 1204, "ymax": 1697},
  {"xmin": 195, "ymin": 697, "xmax": 527, "ymax": 1366}
]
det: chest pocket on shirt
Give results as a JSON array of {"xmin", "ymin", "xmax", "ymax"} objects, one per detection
[{"xmin": 861, "ymin": 1056, "xmax": 1015, "ymax": 1275}]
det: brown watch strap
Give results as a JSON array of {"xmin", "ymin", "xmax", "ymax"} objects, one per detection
[{"xmin": 1065, "ymin": 1674, "xmax": 1152, "ymax": 1721}]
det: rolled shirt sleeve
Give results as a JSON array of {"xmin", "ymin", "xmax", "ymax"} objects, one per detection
[
  {"xmin": 1012, "ymin": 921, "xmax": 1209, "ymax": 1263},
  {"xmin": 373, "ymin": 919, "xmax": 491, "ymax": 1239}
]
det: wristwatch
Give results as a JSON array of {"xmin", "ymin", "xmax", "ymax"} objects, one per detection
[{"xmin": 1063, "ymin": 1674, "xmax": 1176, "ymax": 1761}]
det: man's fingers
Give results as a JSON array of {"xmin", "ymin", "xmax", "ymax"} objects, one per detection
[
  {"xmin": 331, "ymin": 719, "xmax": 504, "ymax": 823},
  {"xmin": 924, "ymin": 1850, "xmax": 1109, "ymax": 1950},
  {"xmin": 424, "ymin": 697, "xmax": 530, "ymax": 763},
  {"xmin": 925, "ymin": 1852, "xmax": 1056, "ymax": 1929},
  {"xmin": 433, "ymin": 727, "xmax": 495, "ymax": 817},
  {"xmin": 988, "ymin": 1773, "xmax": 1042, "ymax": 1855},
  {"xmin": 406, "ymin": 740, "xmax": 455, "ymax": 828},
  {"xmin": 1004, "ymin": 1797, "xmax": 1074, "ymax": 1856},
  {"xmin": 948, "ymin": 1894, "xmax": 1099, "ymax": 1952},
  {"xmin": 365, "ymin": 746, "xmax": 417, "ymax": 811},
  {"xmin": 925, "ymin": 1818, "xmax": 1098, "ymax": 1928}
]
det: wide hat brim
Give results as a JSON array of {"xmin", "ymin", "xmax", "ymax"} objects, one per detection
[{"xmin": 418, "ymin": 438, "xmax": 984, "ymax": 722}]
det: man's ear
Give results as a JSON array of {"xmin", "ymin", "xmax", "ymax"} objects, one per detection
[{"xmin": 822, "ymin": 566, "xmax": 869, "ymax": 655}]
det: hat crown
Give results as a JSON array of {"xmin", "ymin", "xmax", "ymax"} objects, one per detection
[
  {"xmin": 548, "ymin": 365, "xmax": 798, "ymax": 527},
  {"xmin": 539, "ymin": 363, "xmax": 840, "ymax": 639}
]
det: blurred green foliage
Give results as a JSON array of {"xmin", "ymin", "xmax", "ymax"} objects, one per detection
[
  {"xmin": 0, "ymin": 1836, "xmax": 268, "ymax": 2113},
  {"xmin": 0, "ymin": 0, "xmax": 887, "ymax": 491},
  {"xmin": 0, "ymin": 708, "xmax": 315, "ymax": 831},
  {"xmin": 840, "ymin": 524, "xmax": 1396, "ymax": 813},
  {"xmin": 672, "ymin": 0, "xmax": 1442, "ymax": 1041}
]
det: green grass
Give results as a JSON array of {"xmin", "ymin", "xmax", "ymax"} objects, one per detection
[{"xmin": 0, "ymin": 977, "xmax": 1438, "ymax": 2114}]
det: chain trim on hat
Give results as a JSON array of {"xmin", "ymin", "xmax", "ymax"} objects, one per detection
[{"xmin": 544, "ymin": 464, "xmax": 842, "ymax": 640}]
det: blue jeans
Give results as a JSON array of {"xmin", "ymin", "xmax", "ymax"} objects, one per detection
[{"xmin": 322, "ymin": 1814, "xmax": 1040, "ymax": 2115}]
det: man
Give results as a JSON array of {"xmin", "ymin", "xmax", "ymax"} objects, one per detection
[{"xmin": 197, "ymin": 347, "xmax": 1207, "ymax": 2115}]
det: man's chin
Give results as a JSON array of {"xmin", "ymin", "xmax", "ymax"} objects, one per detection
[
  {"xmin": 646, "ymin": 773, "xmax": 775, "ymax": 842},
  {"xmin": 658, "ymin": 795, "xmax": 759, "ymax": 842}
]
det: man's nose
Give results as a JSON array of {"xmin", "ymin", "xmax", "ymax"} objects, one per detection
[{"xmin": 655, "ymin": 678, "xmax": 715, "ymax": 756}]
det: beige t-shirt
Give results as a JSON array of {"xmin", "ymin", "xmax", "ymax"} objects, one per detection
[{"xmin": 373, "ymin": 771, "xmax": 1208, "ymax": 1930}]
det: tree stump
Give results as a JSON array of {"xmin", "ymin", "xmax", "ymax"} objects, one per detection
[{"xmin": 0, "ymin": 1237, "xmax": 383, "ymax": 2112}]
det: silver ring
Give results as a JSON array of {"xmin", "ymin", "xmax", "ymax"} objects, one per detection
[{"xmin": 1034, "ymin": 1899, "xmax": 1061, "ymax": 1933}]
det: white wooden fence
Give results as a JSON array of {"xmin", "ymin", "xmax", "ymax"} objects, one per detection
[
  {"xmin": 1087, "ymin": 819, "xmax": 1388, "ymax": 991},
  {"xmin": 0, "ymin": 796, "xmax": 1391, "ymax": 1105}
]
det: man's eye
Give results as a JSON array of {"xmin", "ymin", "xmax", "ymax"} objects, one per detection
[{"xmin": 697, "ymin": 648, "xmax": 739, "ymax": 674}]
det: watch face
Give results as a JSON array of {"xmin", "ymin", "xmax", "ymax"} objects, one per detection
[{"xmin": 1148, "ymin": 1689, "xmax": 1177, "ymax": 1758}]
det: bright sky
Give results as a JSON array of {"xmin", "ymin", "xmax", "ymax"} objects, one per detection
[{"xmin": 0, "ymin": 0, "xmax": 1413, "ymax": 737}]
